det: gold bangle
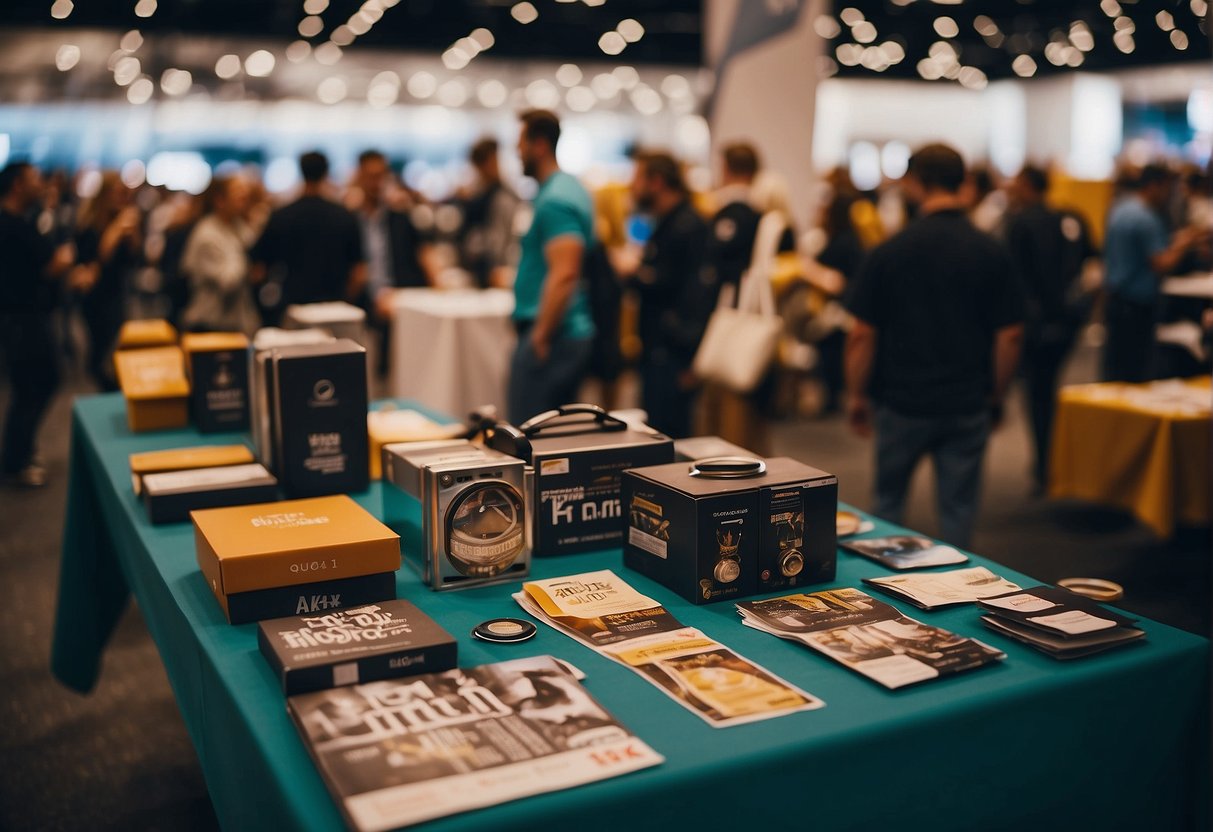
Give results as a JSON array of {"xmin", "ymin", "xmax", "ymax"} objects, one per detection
[{"xmin": 1057, "ymin": 577, "xmax": 1124, "ymax": 602}]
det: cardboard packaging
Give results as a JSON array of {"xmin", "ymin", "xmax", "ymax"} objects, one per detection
[
  {"xmin": 271, "ymin": 339, "xmax": 369, "ymax": 498},
  {"xmin": 249, "ymin": 327, "xmax": 335, "ymax": 472},
  {"xmin": 129, "ymin": 444, "xmax": 255, "ymax": 496},
  {"xmin": 499, "ymin": 405, "xmax": 673, "ymax": 557},
  {"xmin": 116, "ymin": 319, "xmax": 178, "ymax": 350},
  {"xmin": 622, "ymin": 457, "xmax": 838, "ymax": 604},
  {"xmin": 382, "ymin": 440, "xmax": 531, "ymax": 591},
  {"xmin": 114, "ymin": 346, "xmax": 191, "ymax": 432},
  {"xmin": 181, "ymin": 332, "xmax": 250, "ymax": 433},
  {"xmin": 366, "ymin": 407, "xmax": 463, "ymax": 480},
  {"xmin": 193, "ymin": 494, "xmax": 400, "ymax": 623},
  {"xmin": 226, "ymin": 572, "xmax": 397, "ymax": 626},
  {"xmin": 258, "ymin": 599, "xmax": 457, "ymax": 695},
  {"xmin": 142, "ymin": 463, "xmax": 278, "ymax": 524}
]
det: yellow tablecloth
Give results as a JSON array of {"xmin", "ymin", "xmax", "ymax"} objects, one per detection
[{"xmin": 1049, "ymin": 377, "xmax": 1211, "ymax": 537}]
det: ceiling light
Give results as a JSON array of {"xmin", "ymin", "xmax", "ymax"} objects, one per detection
[
  {"xmin": 407, "ymin": 71, "xmax": 436, "ymax": 98},
  {"xmin": 1011, "ymin": 54, "xmax": 1037, "ymax": 77},
  {"xmin": 511, "ymin": 2, "xmax": 538, "ymax": 24},
  {"xmin": 860, "ymin": 47, "xmax": 890, "ymax": 71},
  {"xmin": 317, "ymin": 76, "xmax": 346, "ymax": 104},
  {"xmin": 1044, "ymin": 42, "xmax": 1066, "ymax": 65},
  {"xmin": 1193, "ymin": 0, "xmax": 1208, "ymax": 16},
  {"xmin": 814, "ymin": 16, "xmax": 841, "ymax": 39},
  {"xmin": 50, "ymin": 0, "xmax": 73, "ymax": 20},
  {"xmin": 437, "ymin": 79, "xmax": 468, "ymax": 108},
  {"xmin": 879, "ymin": 41, "xmax": 905, "ymax": 63},
  {"xmin": 1070, "ymin": 23, "xmax": 1094, "ymax": 51},
  {"xmin": 556, "ymin": 64, "xmax": 582, "ymax": 87},
  {"xmin": 598, "ymin": 31, "xmax": 626, "ymax": 55},
  {"xmin": 476, "ymin": 79, "xmax": 508, "ymax": 108},
  {"xmin": 958, "ymin": 66, "xmax": 987, "ymax": 90},
  {"xmin": 297, "ymin": 15, "xmax": 324, "ymax": 37},
  {"xmin": 303, "ymin": 0, "xmax": 328, "ymax": 13},
  {"xmin": 933, "ymin": 16, "xmax": 959, "ymax": 37},
  {"xmin": 839, "ymin": 7, "xmax": 863, "ymax": 27},
  {"xmin": 612, "ymin": 65, "xmax": 639, "ymax": 88},
  {"xmin": 120, "ymin": 29, "xmax": 142, "ymax": 52},
  {"xmin": 567, "ymin": 86, "xmax": 595, "ymax": 112},
  {"xmin": 917, "ymin": 58, "xmax": 943, "ymax": 80},
  {"xmin": 525, "ymin": 79, "xmax": 561, "ymax": 109},
  {"xmin": 330, "ymin": 25, "xmax": 354, "ymax": 46},
  {"xmin": 348, "ymin": 15, "xmax": 371, "ymax": 36},
  {"xmin": 113, "ymin": 55, "xmax": 140, "ymax": 85},
  {"xmin": 973, "ymin": 15, "xmax": 998, "ymax": 36},
  {"xmin": 134, "ymin": 0, "xmax": 157, "ymax": 18},
  {"xmin": 631, "ymin": 86, "xmax": 663, "ymax": 115},
  {"xmin": 313, "ymin": 42, "xmax": 341, "ymax": 65},
  {"xmin": 244, "ymin": 49, "xmax": 275, "ymax": 77},
  {"xmin": 1171, "ymin": 29, "xmax": 1190, "ymax": 49},
  {"xmin": 591, "ymin": 73, "xmax": 620, "ymax": 98},
  {"xmin": 1155, "ymin": 11, "xmax": 1175, "ymax": 30},
  {"xmin": 836, "ymin": 43, "xmax": 862, "ymax": 66},
  {"xmin": 442, "ymin": 47, "xmax": 470, "ymax": 70},
  {"xmin": 1100, "ymin": 0, "xmax": 1121, "ymax": 16},
  {"xmin": 55, "ymin": 44, "xmax": 81, "ymax": 71},
  {"xmin": 160, "ymin": 68, "xmax": 192, "ymax": 95},
  {"xmin": 127, "ymin": 76, "xmax": 153, "ymax": 103},
  {"xmin": 470, "ymin": 28, "xmax": 495, "ymax": 50},
  {"xmin": 928, "ymin": 40, "xmax": 958, "ymax": 62},
  {"xmin": 852, "ymin": 21, "xmax": 877, "ymax": 43},
  {"xmin": 215, "ymin": 54, "xmax": 241, "ymax": 79},
  {"xmin": 617, "ymin": 18, "xmax": 645, "ymax": 43},
  {"xmin": 1113, "ymin": 29, "xmax": 1135, "ymax": 53}
]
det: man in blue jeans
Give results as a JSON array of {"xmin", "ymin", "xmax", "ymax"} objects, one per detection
[
  {"xmin": 844, "ymin": 144, "xmax": 1024, "ymax": 549},
  {"xmin": 507, "ymin": 109, "xmax": 596, "ymax": 424}
]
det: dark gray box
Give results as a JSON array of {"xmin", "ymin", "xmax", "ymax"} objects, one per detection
[{"xmin": 142, "ymin": 463, "xmax": 278, "ymax": 524}]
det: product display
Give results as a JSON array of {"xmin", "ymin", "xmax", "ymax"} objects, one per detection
[
  {"xmin": 128, "ymin": 444, "xmax": 255, "ymax": 496},
  {"xmin": 270, "ymin": 339, "xmax": 369, "ymax": 497},
  {"xmin": 114, "ymin": 346, "xmax": 191, "ymax": 432},
  {"xmin": 116, "ymin": 318, "xmax": 178, "ymax": 350},
  {"xmin": 841, "ymin": 535, "xmax": 969, "ymax": 570},
  {"xmin": 288, "ymin": 655, "xmax": 662, "ymax": 832},
  {"xmin": 382, "ymin": 439, "xmax": 530, "ymax": 590},
  {"xmin": 142, "ymin": 462, "xmax": 278, "ymax": 524},
  {"xmin": 863, "ymin": 567, "xmax": 1021, "ymax": 610},
  {"xmin": 193, "ymin": 494, "xmax": 400, "ymax": 623},
  {"xmin": 366, "ymin": 407, "xmax": 463, "ymax": 480},
  {"xmin": 249, "ymin": 327, "xmax": 335, "ymax": 471},
  {"xmin": 181, "ymin": 332, "xmax": 251, "ymax": 433},
  {"xmin": 225, "ymin": 572, "xmax": 397, "ymax": 627},
  {"xmin": 739, "ymin": 588, "xmax": 1004, "ymax": 689},
  {"xmin": 507, "ymin": 404, "xmax": 673, "ymax": 557},
  {"xmin": 258, "ymin": 599, "xmax": 457, "ymax": 695},
  {"xmin": 622, "ymin": 456, "xmax": 837, "ymax": 604},
  {"xmin": 516, "ymin": 570, "xmax": 824, "ymax": 727},
  {"xmin": 978, "ymin": 586, "xmax": 1146, "ymax": 659}
]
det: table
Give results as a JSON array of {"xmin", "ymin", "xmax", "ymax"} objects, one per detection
[
  {"xmin": 388, "ymin": 288, "xmax": 515, "ymax": 420},
  {"xmin": 1049, "ymin": 377, "xmax": 1211, "ymax": 537},
  {"xmin": 54, "ymin": 394, "xmax": 1209, "ymax": 832}
]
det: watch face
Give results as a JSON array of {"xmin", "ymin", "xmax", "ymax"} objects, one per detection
[
  {"xmin": 714, "ymin": 557, "xmax": 741, "ymax": 584},
  {"xmin": 780, "ymin": 549, "xmax": 805, "ymax": 578},
  {"xmin": 444, "ymin": 482, "xmax": 525, "ymax": 577}
]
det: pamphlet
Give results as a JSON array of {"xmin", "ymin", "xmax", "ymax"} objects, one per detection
[
  {"xmin": 976, "ymin": 586, "xmax": 1145, "ymax": 659},
  {"xmin": 841, "ymin": 535, "xmax": 968, "ymax": 570},
  {"xmin": 288, "ymin": 655, "xmax": 662, "ymax": 832},
  {"xmin": 514, "ymin": 570, "xmax": 823, "ymax": 727},
  {"xmin": 737, "ymin": 588, "xmax": 1004, "ymax": 689},
  {"xmin": 862, "ymin": 567, "xmax": 1021, "ymax": 610}
]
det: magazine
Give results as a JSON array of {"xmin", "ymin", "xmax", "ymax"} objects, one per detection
[
  {"xmin": 737, "ymin": 588, "xmax": 1004, "ymax": 689},
  {"xmin": 977, "ymin": 586, "xmax": 1145, "ymax": 659},
  {"xmin": 842, "ymin": 535, "xmax": 968, "ymax": 570},
  {"xmin": 514, "ymin": 571, "xmax": 823, "ymax": 727},
  {"xmin": 288, "ymin": 655, "xmax": 662, "ymax": 832},
  {"xmin": 863, "ymin": 567, "xmax": 1021, "ymax": 610}
]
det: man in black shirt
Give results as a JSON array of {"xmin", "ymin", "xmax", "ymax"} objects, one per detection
[
  {"xmin": 0, "ymin": 162, "xmax": 74, "ymax": 486},
  {"xmin": 620, "ymin": 151, "xmax": 709, "ymax": 438},
  {"xmin": 250, "ymin": 151, "xmax": 365, "ymax": 325},
  {"xmin": 845, "ymin": 144, "xmax": 1024, "ymax": 548},
  {"xmin": 1005, "ymin": 166, "xmax": 1094, "ymax": 494}
]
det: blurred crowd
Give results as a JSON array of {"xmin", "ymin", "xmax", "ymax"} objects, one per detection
[{"xmin": 1, "ymin": 117, "xmax": 1211, "ymax": 538}]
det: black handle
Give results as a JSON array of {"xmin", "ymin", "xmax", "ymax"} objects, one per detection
[
  {"xmin": 688, "ymin": 456, "xmax": 767, "ymax": 479},
  {"xmin": 483, "ymin": 421, "xmax": 533, "ymax": 461},
  {"xmin": 519, "ymin": 403, "xmax": 628, "ymax": 437}
]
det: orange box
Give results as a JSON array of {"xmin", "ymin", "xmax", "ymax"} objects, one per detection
[
  {"xmin": 129, "ymin": 444, "xmax": 255, "ymax": 495},
  {"xmin": 366, "ymin": 408, "xmax": 462, "ymax": 480},
  {"xmin": 193, "ymin": 495, "xmax": 401, "ymax": 619},
  {"xmin": 114, "ymin": 346, "xmax": 191, "ymax": 432},
  {"xmin": 117, "ymin": 319, "xmax": 178, "ymax": 350}
]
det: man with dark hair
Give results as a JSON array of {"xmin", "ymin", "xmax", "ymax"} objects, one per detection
[
  {"xmin": 509, "ymin": 110, "xmax": 595, "ymax": 423},
  {"xmin": 0, "ymin": 162, "xmax": 75, "ymax": 486},
  {"xmin": 844, "ymin": 143, "xmax": 1025, "ymax": 548},
  {"xmin": 250, "ymin": 150, "xmax": 365, "ymax": 325},
  {"xmin": 1006, "ymin": 165, "xmax": 1096, "ymax": 493},
  {"xmin": 616, "ymin": 151, "xmax": 708, "ymax": 437},
  {"xmin": 460, "ymin": 137, "xmax": 519, "ymax": 289},
  {"xmin": 1101, "ymin": 163, "xmax": 1207, "ymax": 382},
  {"xmin": 722, "ymin": 143, "xmax": 760, "ymax": 182}
]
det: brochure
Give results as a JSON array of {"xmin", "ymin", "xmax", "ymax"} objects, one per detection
[
  {"xmin": 514, "ymin": 570, "xmax": 823, "ymax": 727},
  {"xmin": 288, "ymin": 655, "xmax": 662, "ymax": 832},
  {"xmin": 737, "ymin": 588, "xmax": 1004, "ymax": 689},
  {"xmin": 841, "ymin": 535, "xmax": 968, "ymax": 570},
  {"xmin": 863, "ymin": 567, "xmax": 1021, "ymax": 610},
  {"xmin": 977, "ymin": 586, "xmax": 1145, "ymax": 658}
]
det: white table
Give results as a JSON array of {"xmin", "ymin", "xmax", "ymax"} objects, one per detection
[{"xmin": 388, "ymin": 288, "xmax": 516, "ymax": 419}]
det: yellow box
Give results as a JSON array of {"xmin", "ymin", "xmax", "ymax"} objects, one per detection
[
  {"xmin": 114, "ymin": 346, "xmax": 191, "ymax": 432},
  {"xmin": 117, "ymin": 319, "xmax": 178, "ymax": 350},
  {"xmin": 193, "ymin": 495, "xmax": 401, "ymax": 617},
  {"xmin": 367, "ymin": 408, "xmax": 462, "ymax": 479},
  {"xmin": 129, "ymin": 444, "xmax": 255, "ymax": 495}
]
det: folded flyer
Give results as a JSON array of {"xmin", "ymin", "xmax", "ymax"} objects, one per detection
[
  {"xmin": 514, "ymin": 570, "xmax": 823, "ymax": 727},
  {"xmin": 863, "ymin": 567, "xmax": 1021, "ymax": 610},
  {"xmin": 977, "ymin": 586, "xmax": 1145, "ymax": 659},
  {"xmin": 841, "ymin": 535, "xmax": 968, "ymax": 570},
  {"xmin": 288, "ymin": 655, "xmax": 662, "ymax": 832},
  {"xmin": 737, "ymin": 588, "xmax": 1004, "ymax": 689}
]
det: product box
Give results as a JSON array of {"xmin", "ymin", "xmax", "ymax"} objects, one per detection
[
  {"xmin": 258, "ymin": 599, "xmax": 456, "ymax": 695},
  {"xmin": 673, "ymin": 436, "xmax": 756, "ymax": 462},
  {"xmin": 367, "ymin": 407, "xmax": 463, "ymax": 480},
  {"xmin": 181, "ymin": 332, "xmax": 250, "ymax": 433},
  {"xmin": 114, "ymin": 346, "xmax": 191, "ymax": 432},
  {"xmin": 142, "ymin": 462, "xmax": 278, "ymax": 524},
  {"xmin": 129, "ymin": 444, "xmax": 255, "ymax": 495},
  {"xmin": 116, "ymin": 318, "xmax": 178, "ymax": 350},
  {"xmin": 283, "ymin": 301, "xmax": 368, "ymax": 347},
  {"xmin": 193, "ymin": 494, "xmax": 400, "ymax": 623},
  {"xmin": 622, "ymin": 457, "xmax": 838, "ymax": 604},
  {"xmin": 271, "ymin": 339, "xmax": 369, "ymax": 498},
  {"xmin": 249, "ymin": 327, "xmax": 335, "ymax": 472},
  {"xmin": 226, "ymin": 572, "xmax": 397, "ymax": 626},
  {"xmin": 509, "ymin": 406, "xmax": 673, "ymax": 556}
]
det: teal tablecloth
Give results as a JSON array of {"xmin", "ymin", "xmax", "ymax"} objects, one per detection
[{"xmin": 53, "ymin": 394, "xmax": 1210, "ymax": 831}]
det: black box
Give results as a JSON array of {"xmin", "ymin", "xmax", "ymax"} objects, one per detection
[
  {"xmin": 258, "ymin": 598, "xmax": 456, "ymax": 695},
  {"xmin": 142, "ymin": 462, "xmax": 278, "ymax": 524},
  {"xmin": 226, "ymin": 571, "xmax": 397, "ymax": 626},
  {"xmin": 271, "ymin": 339, "xmax": 369, "ymax": 498},
  {"xmin": 506, "ymin": 406, "xmax": 673, "ymax": 556},
  {"xmin": 249, "ymin": 328, "xmax": 334, "ymax": 472},
  {"xmin": 622, "ymin": 457, "xmax": 838, "ymax": 604},
  {"xmin": 181, "ymin": 333, "xmax": 251, "ymax": 433}
]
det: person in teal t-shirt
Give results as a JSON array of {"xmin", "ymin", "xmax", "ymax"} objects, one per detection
[{"xmin": 508, "ymin": 109, "xmax": 596, "ymax": 424}]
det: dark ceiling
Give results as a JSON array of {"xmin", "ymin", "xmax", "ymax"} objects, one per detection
[{"xmin": 0, "ymin": 0, "xmax": 1207, "ymax": 77}]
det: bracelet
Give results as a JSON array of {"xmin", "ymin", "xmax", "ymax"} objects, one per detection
[{"xmin": 1057, "ymin": 577, "xmax": 1124, "ymax": 602}]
